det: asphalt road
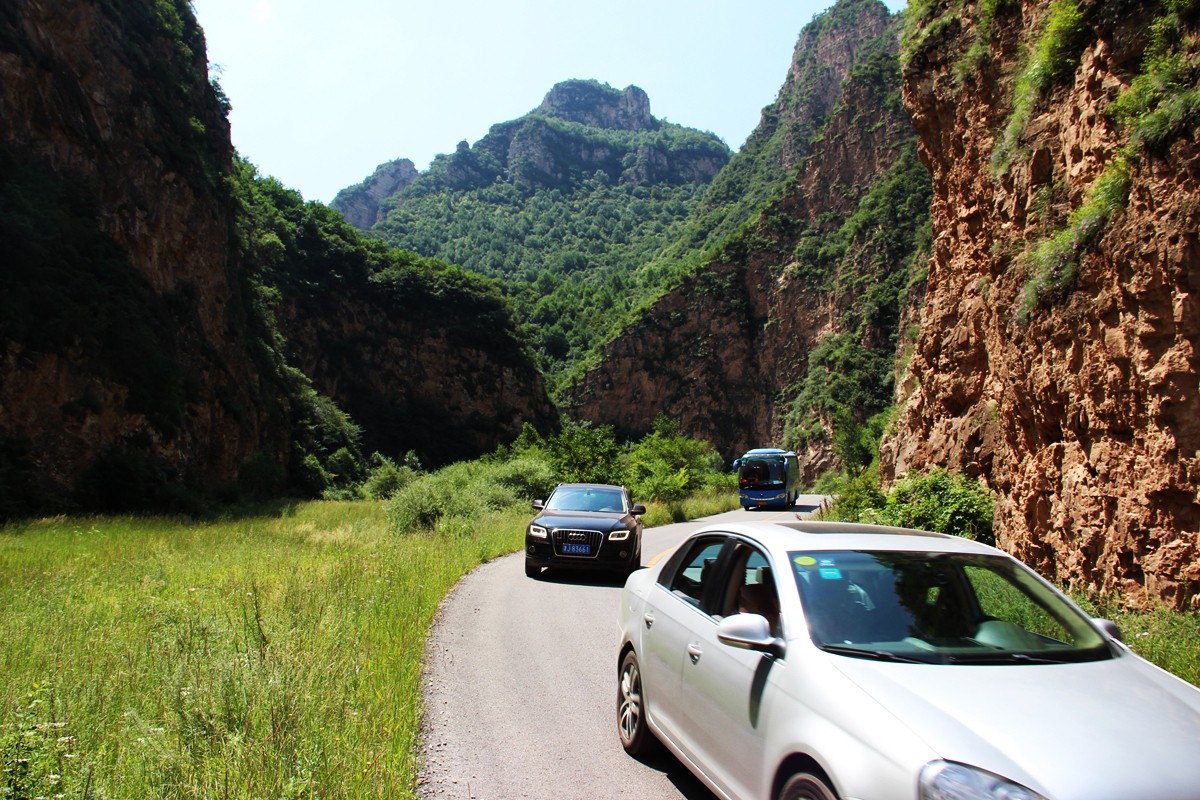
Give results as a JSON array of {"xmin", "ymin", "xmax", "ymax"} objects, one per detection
[{"xmin": 417, "ymin": 497, "xmax": 828, "ymax": 800}]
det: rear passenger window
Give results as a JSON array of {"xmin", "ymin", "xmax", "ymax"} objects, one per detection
[{"xmin": 669, "ymin": 540, "xmax": 726, "ymax": 608}]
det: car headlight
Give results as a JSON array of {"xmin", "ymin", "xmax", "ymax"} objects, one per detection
[
  {"xmin": 529, "ymin": 525, "xmax": 548, "ymax": 539},
  {"xmin": 920, "ymin": 762, "xmax": 1045, "ymax": 800},
  {"xmin": 609, "ymin": 528, "xmax": 631, "ymax": 541}
]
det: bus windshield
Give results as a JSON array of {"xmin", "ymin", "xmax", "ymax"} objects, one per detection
[{"xmin": 739, "ymin": 457, "xmax": 786, "ymax": 489}]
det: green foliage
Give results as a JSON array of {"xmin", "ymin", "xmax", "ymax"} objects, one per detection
[
  {"xmin": 1015, "ymin": 158, "xmax": 1131, "ymax": 323},
  {"xmin": 96, "ymin": 0, "xmax": 230, "ymax": 189},
  {"xmin": 1108, "ymin": 3, "xmax": 1200, "ymax": 152},
  {"xmin": 360, "ymin": 453, "xmax": 420, "ymax": 500},
  {"xmin": 654, "ymin": 1, "xmax": 898, "ymax": 277},
  {"xmin": 828, "ymin": 467, "xmax": 996, "ymax": 544},
  {"xmin": 542, "ymin": 420, "xmax": 625, "ymax": 485},
  {"xmin": 384, "ymin": 419, "xmax": 729, "ymax": 532},
  {"xmin": 993, "ymin": 0, "xmax": 1092, "ymax": 172},
  {"xmin": 626, "ymin": 417, "xmax": 724, "ymax": 505},
  {"xmin": 374, "ymin": 173, "xmax": 709, "ymax": 391},
  {"xmin": 0, "ymin": 502, "xmax": 527, "ymax": 798},
  {"xmin": 778, "ymin": 143, "xmax": 932, "ymax": 456},
  {"xmin": 1, "ymin": 682, "xmax": 93, "ymax": 800}
]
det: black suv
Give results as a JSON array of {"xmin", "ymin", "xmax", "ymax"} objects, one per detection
[{"xmin": 525, "ymin": 483, "xmax": 646, "ymax": 578}]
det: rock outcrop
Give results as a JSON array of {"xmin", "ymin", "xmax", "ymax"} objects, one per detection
[
  {"xmin": 883, "ymin": 1, "xmax": 1200, "ymax": 608},
  {"xmin": 537, "ymin": 81, "xmax": 654, "ymax": 131},
  {"xmin": 0, "ymin": 0, "xmax": 561, "ymax": 512},
  {"xmin": 330, "ymin": 158, "xmax": 417, "ymax": 229}
]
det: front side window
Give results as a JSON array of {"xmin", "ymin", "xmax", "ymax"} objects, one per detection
[
  {"xmin": 717, "ymin": 544, "xmax": 782, "ymax": 636},
  {"xmin": 789, "ymin": 550, "xmax": 1113, "ymax": 665},
  {"xmin": 667, "ymin": 539, "xmax": 727, "ymax": 608}
]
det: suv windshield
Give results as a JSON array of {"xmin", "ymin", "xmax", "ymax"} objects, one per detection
[
  {"xmin": 789, "ymin": 550, "xmax": 1114, "ymax": 665},
  {"xmin": 545, "ymin": 487, "xmax": 627, "ymax": 513}
]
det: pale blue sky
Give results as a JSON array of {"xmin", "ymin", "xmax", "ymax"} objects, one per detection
[{"xmin": 193, "ymin": 0, "xmax": 908, "ymax": 203}]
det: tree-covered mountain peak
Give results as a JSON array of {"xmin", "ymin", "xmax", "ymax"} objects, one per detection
[{"xmin": 534, "ymin": 79, "xmax": 655, "ymax": 132}]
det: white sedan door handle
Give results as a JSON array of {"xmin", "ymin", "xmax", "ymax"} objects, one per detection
[
  {"xmin": 687, "ymin": 643, "xmax": 703, "ymax": 664},
  {"xmin": 643, "ymin": 612, "xmax": 654, "ymax": 629}
]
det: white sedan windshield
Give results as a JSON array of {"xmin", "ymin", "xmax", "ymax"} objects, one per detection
[{"xmin": 789, "ymin": 550, "xmax": 1113, "ymax": 665}]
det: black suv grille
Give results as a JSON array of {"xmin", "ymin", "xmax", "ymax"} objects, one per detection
[{"xmin": 551, "ymin": 528, "xmax": 604, "ymax": 558}]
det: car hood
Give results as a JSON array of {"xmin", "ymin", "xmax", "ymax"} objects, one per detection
[
  {"xmin": 532, "ymin": 511, "xmax": 637, "ymax": 532},
  {"xmin": 832, "ymin": 651, "xmax": 1200, "ymax": 799}
]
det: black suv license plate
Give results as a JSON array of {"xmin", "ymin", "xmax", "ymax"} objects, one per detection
[{"xmin": 562, "ymin": 543, "xmax": 591, "ymax": 555}]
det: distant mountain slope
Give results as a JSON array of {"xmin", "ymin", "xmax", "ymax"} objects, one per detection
[
  {"xmin": 334, "ymin": 80, "xmax": 730, "ymax": 390},
  {"xmin": 563, "ymin": 0, "xmax": 927, "ymax": 482},
  {"xmin": 650, "ymin": 0, "xmax": 895, "ymax": 268}
]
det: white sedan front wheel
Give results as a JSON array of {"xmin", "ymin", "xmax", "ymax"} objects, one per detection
[
  {"xmin": 779, "ymin": 773, "xmax": 837, "ymax": 800},
  {"xmin": 617, "ymin": 650, "xmax": 658, "ymax": 757}
]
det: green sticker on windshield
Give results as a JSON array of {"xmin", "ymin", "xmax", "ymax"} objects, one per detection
[{"xmin": 794, "ymin": 555, "xmax": 817, "ymax": 567}]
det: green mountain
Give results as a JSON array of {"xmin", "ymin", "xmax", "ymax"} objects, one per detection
[
  {"xmin": 334, "ymin": 80, "xmax": 730, "ymax": 391},
  {"xmin": 563, "ymin": 0, "xmax": 930, "ymax": 482}
]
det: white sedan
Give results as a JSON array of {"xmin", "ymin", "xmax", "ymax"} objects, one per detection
[{"xmin": 616, "ymin": 520, "xmax": 1200, "ymax": 800}]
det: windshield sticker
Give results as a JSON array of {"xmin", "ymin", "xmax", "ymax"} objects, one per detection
[
  {"xmin": 794, "ymin": 555, "xmax": 817, "ymax": 567},
  {"xmin": 818, "ymin": 558, "xmax": 837, "ymax": 568},
  {"xmin": 819, "ymin": 567, "xmax": 843, "ymax": 580}
]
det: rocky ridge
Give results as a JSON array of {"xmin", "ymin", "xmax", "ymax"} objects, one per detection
[{"xmin": 330, "ymin": 158, "xmax": 417, "ymax": 229}]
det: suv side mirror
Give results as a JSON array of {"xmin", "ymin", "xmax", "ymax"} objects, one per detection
[
  {"xmin": 532, "ymin": 499, "xmax": 545, "ymax": 510},
  {"xmin": 632, "ymin": 504, "xmax": 646, "ymax": 515}
]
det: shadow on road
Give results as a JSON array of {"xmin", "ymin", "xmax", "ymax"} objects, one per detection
[
  {"xmin": 532, "ymin": 568, "xmax": 630, "ymax": 589},
  {"xmin": 632, "ymin": 750, "xmax": 719, "ymax": 800},
  {"xmin": 795, "ymin": 503, "xmax": 822, "ymax": 515}
]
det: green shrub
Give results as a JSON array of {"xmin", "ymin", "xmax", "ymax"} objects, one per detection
[
  {"xmin": 360, "ymin": 454, "xmax": 418, "ymax": 500},
  {"xmin": 828, "ymin": 467, "xmax": 995, "ymax": 544},
  {"xmin": 1108, "ymin": 5, "xmax": 1200, "ymax": 152},
  {"xmin": 543, "ymin": 420, "xmax": 624, "ymax": 485},
  {"xmin": 876, "ymin": 468, "xmax": 996, "ymax": 543},
  {"xmin": 626, "ymin": 416, "xmax": 724, "ymax": 504},
  {"xmin": 993, "ymin": 0, "xmax": 1091, "ymax": 172},
  {"xmin": 1015, "ymin": 158, "xmax": 1130, "ymax": 323}
]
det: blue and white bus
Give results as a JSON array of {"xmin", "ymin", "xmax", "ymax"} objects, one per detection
[{"xmin": 734, "ymin": 448, "xmax": 800, "ymax": 509}]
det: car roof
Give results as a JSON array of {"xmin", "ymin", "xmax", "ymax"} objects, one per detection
[
  {"xmin": 552, "ymin": 483, "xmax": 626, "ymax": 491},
  {"xmin": 690, "ymin": 519, "xmax": 1003, "ymax": 557}
]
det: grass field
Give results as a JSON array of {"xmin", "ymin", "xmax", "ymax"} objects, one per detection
[
  {"xmin": 2, "ymin": 498, "xmax": 1196, "ymax": 799},
  {"xmin": 0, "ymin": 501, "xmax": 528, "ymax": 799}
]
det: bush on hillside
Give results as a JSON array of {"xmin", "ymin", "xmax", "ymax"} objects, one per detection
[{"xmin": 827, "ymin": 467, "xmax": 995, "ymax": 544}]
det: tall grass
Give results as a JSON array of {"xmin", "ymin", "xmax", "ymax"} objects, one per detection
[{"xmin": 0, "ymin": 501, "xmax": 527, "ymax": 799}]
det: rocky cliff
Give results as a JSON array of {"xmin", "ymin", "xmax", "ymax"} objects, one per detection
[
  {"xmin": 0, "ymin": 0, "xmax": 290, "ymax": 512},
  {"xmin": 884, "ymin": 0, "xmax": 1200, "ymax": 608},
  {"xmin": 564, "ymin": 0, "xmax": 924, "ymax": 482},
  {"xmin": 0, "ymin": 0, "xmax": 559, "ymax": 513},
  {"xmin": 330, "ymin": 158, "xmax": 417, "ymax": 229}
]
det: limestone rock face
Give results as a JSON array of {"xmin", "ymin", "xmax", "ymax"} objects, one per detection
[
  {"xmin": 330, "ymin": 158, "xmax": 417, "ymax": 229},
  {"xmin": 882, "ymin": 2, "xmax": 1200, "ymax": 608},
  {"xmin": 537, "ymin": 81, "xmax": 653, "ymax": 131},
  {"xmin": 0, "ymin": 0, "xmax": 288, "ymax": 509}
]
